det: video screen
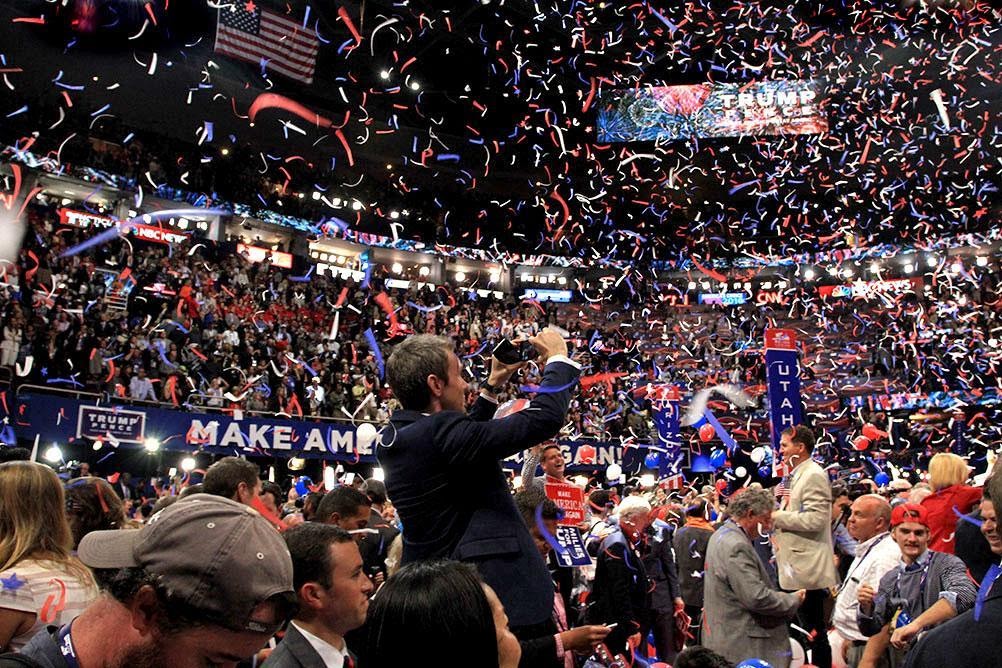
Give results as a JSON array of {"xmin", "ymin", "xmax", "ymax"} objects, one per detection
[{"xmin": 596, "ymin": 80, "xmax": 828, "ymax": 143}]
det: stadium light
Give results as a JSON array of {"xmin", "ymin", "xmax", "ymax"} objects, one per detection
[
  {"xmin": 869, "ymin": 262, "xmax": 880, "ymax": 273},
  {"xmin": 976, "ymin": 256, "xmax": 988, "ymax": 267},
  {"xmin": 391, "ymin": 262, "xmax": 403, "ymax": 274},
  {"xmin": 371, "ymin": 467, "xmax": 385, "ymax": 482},
  {"xmin": 904, "ymin": 263, "xmax": 915, "ymax": 274},
  {"xmin": 803, "ymin": 268, "xmax": 816, "ymax": 280},
  {"xmin": 144, "ymin": 437, "xmax": 161, "ymax": 453},
  {"xmin": 454, "ymin": 271, "xmax": 466, "ymax": 282},
  {"xmin": 44, "ymin": 445, "xmax": 63, "ymax": 463},
  {"xmin": 419, "ymin": 266, "xmax": 430, "ymax": 277},
  {"xmin": 181, "ymin": 457, "xmax": 197, "ymax": 473}
]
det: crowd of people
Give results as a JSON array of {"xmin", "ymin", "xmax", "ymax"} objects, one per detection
[
  {"xmin": 2, "ymin": 323, "xmax": 1001, "ymax": 667},
  {"xmin": 3, "ymin": 202, "xmax": 1000, "ymax": 461}
]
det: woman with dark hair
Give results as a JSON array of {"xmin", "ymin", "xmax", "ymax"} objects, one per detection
[
  {"xmin": 363, "ymin": 560, "xmax": 521, "ymax": 668},
  {"xmin": 65, "ymin": 476, "xmax": 127, "ymax": 549}
]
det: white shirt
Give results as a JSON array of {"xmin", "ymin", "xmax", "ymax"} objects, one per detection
[
  {"xmin": 832, "ymin": 531, "xmax": 902, "ymax": 641},
  {"xmin": 291, "ymin": 621, "xmax": 349, "ymax": 668}
]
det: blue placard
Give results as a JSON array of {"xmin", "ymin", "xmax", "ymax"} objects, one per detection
[
  {"xmin": 765, "ymin": 329, "xmax": 803, "ymax": 453},
  {"xmin": 77, "ymin": 405, "xmax": 146, "ymax": 444},
  {"xmin": 554, "ymin": 526, "xmax": 592, "ymax": 567}
]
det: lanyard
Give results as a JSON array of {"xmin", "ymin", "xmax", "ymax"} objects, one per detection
[
  {"xmin": 57, "ymin": 622, "xmax": 81, "ymax": 668},
  {"xmin": 841, "ymin": 533, "xmax": 890, "ymax": 590},
  {"xmin": 893, "ymin": 552, "xmax": 936, "ymax": 604}
]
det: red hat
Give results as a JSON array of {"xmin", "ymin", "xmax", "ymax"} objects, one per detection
[{"xmin": 891, "ymin": 503, "xmax": 929, "ymax": 528}]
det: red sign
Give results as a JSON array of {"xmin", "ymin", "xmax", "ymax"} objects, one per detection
[
  {"xmin": 764, "ymin": 328, "xmax": 797, "ymax": 351},
  {"xmin": 545, "ymin": 482, "xmax": 585, "ymax": 526},
  {"xmin": 58, "ymin": 208, "xmax": 116, "ymax": 229},
  {"xmin": 237, "ymin": 243, "xmax": 294, "ymax": 269}
]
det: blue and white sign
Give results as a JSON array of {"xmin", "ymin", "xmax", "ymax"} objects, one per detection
[{"xmin": 765, "ymin": 328, "xmax": 803, "ymax": 458}]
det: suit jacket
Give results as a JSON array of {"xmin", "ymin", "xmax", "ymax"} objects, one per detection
[
  {"xmin": 262, "ymin": 623, "xmax": 353, "ymax": 668},
  {"xmin": 378, "ymin": 358, "xmax": 580, "ymax": 629},
  {"xmin": 772, "ymin": 459, "xmax": 838, "ymax": 590},
  {"xmin": 584, "ymin": 530, "xmax": 652, "ymax": 654},
  {"xmin": 357, "ymin": 508, "xmax": 399, "ymax": 576},
  {"xmin": 903, "ymin": 576, "xmax": 1002, "ymax": 668},
  {"xmin": 673, "ymin": 522, "xmax": 714, "ymax": 608},
  {"xmin": 703, "ymin": 520, "xmax": 801, "ymax": 668}
]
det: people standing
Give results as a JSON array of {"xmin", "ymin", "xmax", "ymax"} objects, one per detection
[
  {"xmin": 703, "ymin": 487, "xmax": 805, "ymax": 668},
  {"xmin": 772, "ymin": 425, "xmax": 839, "ymax": 668}
]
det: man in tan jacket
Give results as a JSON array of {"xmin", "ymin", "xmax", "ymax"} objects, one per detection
[{"xmin": 772, "ymin": 425, "xmax": 839, "ymax": 668}]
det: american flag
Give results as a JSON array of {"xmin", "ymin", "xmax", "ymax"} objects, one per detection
[{"xmin": 214, "ymin": 4, "xmax": 319, "ymax": 84}]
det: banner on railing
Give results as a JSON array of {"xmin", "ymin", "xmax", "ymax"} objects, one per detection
[{"xmin": 16, "ymin": 393, "xmax": 651, "ymax": 470}]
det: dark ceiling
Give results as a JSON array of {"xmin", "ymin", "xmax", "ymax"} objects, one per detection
[{"xmin": 1, "ymin": 0, "xmax": 999, "ymax": 264}]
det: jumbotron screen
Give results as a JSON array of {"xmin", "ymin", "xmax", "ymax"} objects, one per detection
[{"xmin": 596, "ymin": 80, "xmax": 828, "ymax": 142}]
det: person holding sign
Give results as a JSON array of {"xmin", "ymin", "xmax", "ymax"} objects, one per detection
[{"xmin": 521, "ymin": 443, "xmax": 570, "ymax": 492}]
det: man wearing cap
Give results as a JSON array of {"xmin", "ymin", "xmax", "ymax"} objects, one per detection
[
  {"xmin": 856, "ymin": 503, "xmax": 977, "ymax": 667},
  {"xmin": 831, "ymin": 495, "xmax": 901, "ymax": 668},
  {"xmin": 13, "ymin": 494, "xmax": 296, "ymax": 668},
  {"xmin": 771, "ymin": 425, "xmax": 839, "ymax": 668},
  {"xmin": 264, "ymin": 524, "xmax": 372, "ymax": 668},
  {"xmin": 902, "ymin": 475, "xmax": 1002, "ymax": 668}
]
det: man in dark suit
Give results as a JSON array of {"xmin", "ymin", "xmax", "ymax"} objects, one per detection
[
  {"xmin": 358, "ymin": 478, "xmax": 399, "ymax": 581},
  {"xmin": 264, "ymin": 523, "xmax": 372, "ymax": 668},
  {"xmin": 904, "ymin": 478, "xmax": 1002, "ymax": 668},
  {"xmin": 379, "ymin": 330, "xmax": 580, "ymax": 643}
]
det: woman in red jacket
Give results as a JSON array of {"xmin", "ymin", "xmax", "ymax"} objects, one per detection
[{"xmin": 920, "ymin": 452, "xmax": 982, "ymax": 553}]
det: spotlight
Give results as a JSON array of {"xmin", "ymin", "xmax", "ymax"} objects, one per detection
[
  {"xmin": 842, "ymin": 267, "xmax": 854, "ymax": 279},
  {"xmin": 409, "ymin": 81, "xmax": 420, "ymax": 91},
  {"xmin": 638, "ymin": 474, "xmax": 656, "ymax": 488},
  {"xmin": 803, "ymin": 268, "xmax": 816, "ymax": 280},
  {"xmin": 372, "ymin": 467, "xmax": 385, "ymax": 482},
  {"xmin": 43, "ymin": 445, "xmax": 63, "ymax": 463},
  {"xmin": 687, "ymin": 281, "xmax": 696, "ymax": 290},
  {"xmin": 391, "ymin": 262, "xmax": 403, "ymax": 274},
  {"xmin": 332, "ymin": 197, "xmax": 342, "ymax": 207},
  {"xmin": 926, "ymin": 256, "xmax": 938, "ymax": 268},
  {"xmin": 144, "ymin": 437, "xmax": 161, "ymax": 453},
  {"xmin": 380, "ymin": 69, "xmax": 391, "ymax": 80},
  {"xmin": 181, "ymin": 457, "xmax": 197, "ymax": 473},
  {"xmin": 352, "ymin": 201, "xmax": 363, "ymax": 211},
  {"xmin": 557, "ymin": 276, "xmax": 567, "ymax": 285},
  {"xmin": 288, "ymin": 457, "xmax": 306, "ymax": 471},
  {"xmin": 389, "ymin": 210, "xmax": 400, "ymax": 219},
  {"xmin": 220, "ymin": 148, "xmax": 230, "ymax": 156},
  {"xmin": 869, "ymin": 262, "xmax": 880, "ymax": 273},
  {"xmin": 950, "ymin": 262, "xmax": 963, "ymax": 275},
  {"xmin": 976, "ymin": 256, "xmax": 988, "ymax": 267},
  {"xmin": 418, "ymin": 266, "xmax": 430, "ymax": 277},
  {"xmin": 904, "ymin": 263, "xmax": 914, "ymax": 274},
  {"xmin": 454, "ymin": 271, "xmax": 466, "ymax": 282},
  {"xmin": 488, "ymin": 271, "xmax": 501, "ymax": 283},
  {"xmin": 312, "ymin": 191, "xmax": 321, "ymax": 200}
]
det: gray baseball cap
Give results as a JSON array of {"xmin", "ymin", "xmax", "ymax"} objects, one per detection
[{"xmin": 78, "ymin": 494, "xmax": 295, "ymax": 632}]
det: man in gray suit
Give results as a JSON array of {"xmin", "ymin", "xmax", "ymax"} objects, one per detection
[
  {"xmin": 772, "ymin": 425, "xmax": 839, "ymax": 668},
  {"xmin": 704, "ymin": 487, "xmax": 806, "ymax": 668},
  {"xmin": 265, "ymin": 523, "xmax": 373, "ymax": 668}
]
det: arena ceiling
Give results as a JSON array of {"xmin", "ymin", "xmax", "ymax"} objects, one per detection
[{"xmin": 1, "ymin": 0, "xmax": 999, "ymax": 264}]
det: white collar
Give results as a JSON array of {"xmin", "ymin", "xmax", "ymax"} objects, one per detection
[
  {"xmin": 291, "ymin": 621, "xmax": 347, "ymax": 668},
  {"xmin": 854, "ymin": 531, "xmax": 890, "ymax": 557}
]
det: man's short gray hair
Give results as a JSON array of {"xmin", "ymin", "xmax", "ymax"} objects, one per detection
[
  {"xmin": 385, "ymin": 335, "xmax": 453, "ymax": 410},
  {"xmin": 728, "ymin": 487, "xmax": 775, "ymax": 519}
]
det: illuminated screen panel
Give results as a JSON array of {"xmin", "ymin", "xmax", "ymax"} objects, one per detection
[{"xmin": 596, "ymin": 80, "xmax": 828, "ymax": 142}]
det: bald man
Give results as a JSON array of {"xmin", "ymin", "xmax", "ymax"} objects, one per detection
[{"xmin": 832, "ymin": 495, "xmax": 901, "ymax": 668}]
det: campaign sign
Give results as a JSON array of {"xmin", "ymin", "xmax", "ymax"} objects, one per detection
[
  {"xmin": 77, "ymin": 405, "xmax": 146, "ymax": 444},
  {"xmin": 765, "ymin": 329, "xmax": 803, "ymax": 465},
  {"xmin": 545, "ymin": 482, "xmax": 586, "ymax": 526},
  {"xmin": 651, "ymin": 386, "xmax": 683, "ymax": 478},
  {"xmin": 553, "ymin": 526, "xmax": 593, "ymax": 567}
]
